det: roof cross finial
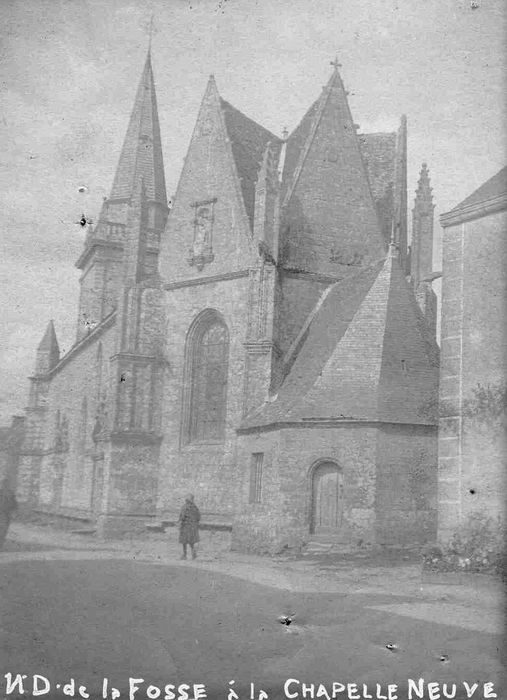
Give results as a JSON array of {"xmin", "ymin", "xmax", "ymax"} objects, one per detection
[
  {"xmin": 148, "ymin": 13, "xmax": 155, "ymax": 52},
  {"xmin": 330, "ymin": 56, "xmax": 342, "ymax": 70}
]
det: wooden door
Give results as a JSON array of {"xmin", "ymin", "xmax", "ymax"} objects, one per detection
[{"xmin": 311, "ymin": 462, "xmax": 343, "ymax": 534}]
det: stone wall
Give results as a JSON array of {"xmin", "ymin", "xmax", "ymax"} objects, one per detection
[
  {"xmin": 438, "ymin": 209, "xmax": 507, "ymax": 539},
  {"xmin": 157, "ymin": 275, "xmax": 251, "ymax": 518},
  {"xmin": 375, "ymin": 423, "xmax": 437, "ymax": 545},
  {"xmin": 21, "ymin": 322, "xmax": 116, "ymax": 513},
  {"xmin": 233, "ymin": 425, "xmax": 378, "ymax": 553}
]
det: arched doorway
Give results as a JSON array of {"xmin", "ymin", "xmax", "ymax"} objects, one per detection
[{"xmin": 310, "ymin": 461, "xmax": 343, "ymax": 535}]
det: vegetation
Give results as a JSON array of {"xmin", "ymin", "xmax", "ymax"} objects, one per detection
[{"xmin": 422, "ymin": 512, "xmax": 506, "ymax": 577}]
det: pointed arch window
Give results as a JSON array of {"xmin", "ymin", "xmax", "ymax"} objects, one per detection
[{"xmin": 183, "ymin": 311, "xmax": 229, "ymax": 444}]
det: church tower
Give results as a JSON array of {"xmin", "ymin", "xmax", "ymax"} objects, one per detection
[{"xmin": 74, "ymin": 51, "xmax": 169, "ymax": 340}]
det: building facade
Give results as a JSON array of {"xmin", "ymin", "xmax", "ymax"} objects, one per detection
[
  {"xmin": 17, "ymin": 52, "xmax": 439, "ymax": 551},
  {"xmin": 438, "ymin": 167, "xmax": 507, "ymax": 542}
]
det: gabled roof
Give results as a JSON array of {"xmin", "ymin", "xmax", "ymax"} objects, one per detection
[
  {"xmin": 109, "ymin": 52, "xmax": 167, "ymax": 206},
  {"xmin": 358, "ymin": 132, "xmax": 397, "ymax": 201},
  {"xmin": 450, "ymin": 166, "xmax": 507, "ymax": 212},
  {"xmin": 281, "ymin": 99, "xmax": 319, "ymax": 200},
  {"xmin": 440, "ymin": 166, "xmax": 507, "ymax": 226},
  {"xmin": 277, "ymin": 64, "xmax": 386, "ymax": 272},
  {"xmin": 219, "ymin": 99, "xmax": 281, "ymax": 227},
  {"xmin": 240, "ymin": 248, "xmax": 439, "ymax": 431},
  {"xmin": 358, "ymin": 132, "xmax": 396, "ymax": 246}
]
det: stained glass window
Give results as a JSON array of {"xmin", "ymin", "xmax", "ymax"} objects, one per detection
[{"xmin": 187, "ymin": 318, "xmax": 229, "ymax": 443}]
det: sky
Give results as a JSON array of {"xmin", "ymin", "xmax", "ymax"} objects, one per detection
[{"xmin": 0, "ymin": 0, "xmax": 505, "ymax": 422}]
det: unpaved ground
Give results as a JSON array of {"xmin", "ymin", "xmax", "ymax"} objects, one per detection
[{"xmin": 0, "ymin": 523, "xmax": 504, "ymax": 700}]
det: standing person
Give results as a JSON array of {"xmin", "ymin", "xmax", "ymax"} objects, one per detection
[
  {"xmin": 178, "ymin": 494, "xmax": 200, "ymax": 560},
  {"xmin": 0, "ymin": 477, "xmax": 17, "ymax": 550}
]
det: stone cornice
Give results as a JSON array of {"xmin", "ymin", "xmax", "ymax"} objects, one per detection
[
  {"xmin": 110, "ymin": 352, "xmax": 164, "ymax": 365},
  {"xmin": 109, "ymin": 430, "xmax": 162, "ymax": 445},
  {"xmin": 280, "ymin": 267, "xmax": 341, "ymax": 284},
  {"xmin": 75, "ymin": 239, "xmax": 124, "ymax": 270},
  {"xmin": 35, "ymin": 312, "xmax": 117, "ymax": 380},
  {"xmin": 164, "ymin": 269, "xmax": 250, "ymax": 290},
  {"xmin": 237, "ymin": 418, "xmax": 437, "ymax": 434},
  {"xmin": 440, "ymin": 192, "xmax": 507, "ymax": 227}
]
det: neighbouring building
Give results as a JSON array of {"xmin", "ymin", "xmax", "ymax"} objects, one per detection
[
  {"xmin": 438, "ymin": 166, "xmax": 507, "ymax": 542},
  {"xmin": 16, "ymin": 51, "xmax": 439, "ymax": 552},
  {"xmin": 0, "ymin": 416, "xmax": 25, "ymax": 489}
]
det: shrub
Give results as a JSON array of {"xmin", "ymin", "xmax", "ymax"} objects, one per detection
[{"xmin": 422, "ymin": 513, "xmax": 505, "ymax": 576}]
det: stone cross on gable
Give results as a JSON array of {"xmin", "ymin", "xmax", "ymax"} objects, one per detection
[{"xmin": 330, "ymin": 57, "xmax": 342, "ymax": 69}]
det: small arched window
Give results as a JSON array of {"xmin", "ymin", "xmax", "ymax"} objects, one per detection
[{"xmin": 183, "ymin": 311, "xmax": 229, "ymax": 444}]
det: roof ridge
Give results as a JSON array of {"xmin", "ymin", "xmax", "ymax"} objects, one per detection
[
  {"xmin": 446, "ymin": 165, "xmax": 507, "ymax": 214},
  {"xmin": 219, "ymin": 98, "xmax": 281, "ymax": 142},
  {"xmin": 281, "ymin": 81, "xmax": 333, "ymax": 208}
]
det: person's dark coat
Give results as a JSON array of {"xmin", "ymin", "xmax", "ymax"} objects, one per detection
[{"xmin": 178, "ymin": 499, "xmax": 200, "ymax": 545}]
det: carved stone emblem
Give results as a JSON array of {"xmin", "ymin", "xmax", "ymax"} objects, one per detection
[{"xmin": 187, "ymin": 199, "xmax": 216, "ymax": 271}]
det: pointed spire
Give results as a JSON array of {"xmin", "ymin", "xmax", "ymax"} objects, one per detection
[
  {"xmin": 35, "ymin": 320, "xmax": 60, "ymax": 374},
  {"xmin": 109, "ymin": 51, "xmax": 167, "ymax": 207},
  {"xmin": 411, "ymin": 162, "xmax": 435, "ymax": 288}
]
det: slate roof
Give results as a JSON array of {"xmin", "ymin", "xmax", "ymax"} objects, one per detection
[
  {"xmin": 281, "ymin": 99, "xmax": 319, "ymax": 200},
  {"xmin": 449, "ymin": 166, "xmax": 507, "ymax": 212},
  {"xmin": 358, "ymin": 132, "xmax": 397, "ymax": 245},
  {"xmin": 280, "ymin": 82, "xmax": 399, "ymax": 229},
  {"xmin": 220, "ymin": 99, "xmax": 281, "ymax": 227},
  {"xmin": 240, "ymin": 249, "xmax": 439, "ymax": 431},
  {"xmin": 109, "ymin": 52, "xmax": 167, "ymax": 206}
]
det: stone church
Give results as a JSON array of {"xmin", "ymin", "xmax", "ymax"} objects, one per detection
[{"xmin": 17, "ymin": 51, "xmax": 440, "ymax": 552}]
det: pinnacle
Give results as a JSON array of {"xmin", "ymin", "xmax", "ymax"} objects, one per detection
[
  {"xmin": 415, "ymin": 162, "xmax": 433, "ymax": 201},
  {"xmin": 38, "ymin": 320, "xmax": 59, "ymax": 352}
]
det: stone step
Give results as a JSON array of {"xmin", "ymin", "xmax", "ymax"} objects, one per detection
[
  {"xmin": 304, "ymin": 542, "xmax": 335, "ymax": 552},
  {"xmin": 146, "ymin": 520, "xmax": 233, "ymax": 533}
]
